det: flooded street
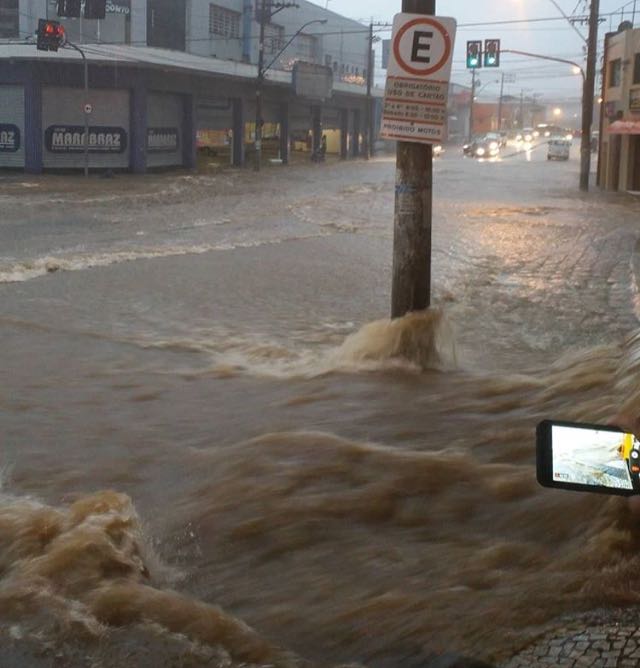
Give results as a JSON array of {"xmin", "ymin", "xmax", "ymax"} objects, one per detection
[{"xmin": 2, "ymin": 147, "xmax": 640, "ymax": 666}]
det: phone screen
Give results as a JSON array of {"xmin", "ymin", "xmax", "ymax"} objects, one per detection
[{"xmin": 551, "ymin": 424, "xmax": 640, "ymax": 491}]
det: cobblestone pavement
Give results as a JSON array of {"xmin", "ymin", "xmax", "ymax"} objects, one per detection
[{"xmin": 501, "ymin": 609, "xmax": 640, "ymax": 667}]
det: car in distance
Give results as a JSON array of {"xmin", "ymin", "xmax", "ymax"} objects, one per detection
[
  {"xmin": 547, "ymin": 137, "xmax": 571, "ymax": 161},
  {"xmin": 462, "ymin": 134, "xmax": 501, "ymax": 159}
]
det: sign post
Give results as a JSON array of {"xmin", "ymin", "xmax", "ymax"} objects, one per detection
[{"xmin": 385, "ymin": 1, "xmax": 456, "ymax": 318}]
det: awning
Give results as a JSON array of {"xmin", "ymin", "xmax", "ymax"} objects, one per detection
[{"xmin": 607, "ymin": 120, "xmax": 640, "ymax": 134}]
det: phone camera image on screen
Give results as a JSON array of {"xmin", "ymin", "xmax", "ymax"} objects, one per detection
[{"xmin": 551, "ymin": 424, "xmax": 640, "ymax": 491}]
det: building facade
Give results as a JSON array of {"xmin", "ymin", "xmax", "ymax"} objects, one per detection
[
  {"xmin": 0, "ymin": 0, "xmax": 377, "ymax": 172},
  {"xmin": 598, "ymin": 23, "xmax": 640, "ymax": 192}
]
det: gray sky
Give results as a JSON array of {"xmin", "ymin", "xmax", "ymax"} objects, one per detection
[{"xmin": 309, "ymin": 0, "xmax": 636, "ymax": 102}]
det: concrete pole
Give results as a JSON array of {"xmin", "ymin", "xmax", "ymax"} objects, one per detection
[
  {"xmin": 365, "ymin": 21, "xmax": 374, "ymax": 159},
  {"xmin": 580, "ymin": 0, "xmax": 600, "ymax": 192},
  {"xmin": 390, "ymin": 0, "xmax": 435, "ymax": 319},
  {"xmin": 254, "ymin": 0, "xmax": 267, "ymax": 171}
]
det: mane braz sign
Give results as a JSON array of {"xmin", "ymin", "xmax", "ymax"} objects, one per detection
[
  {"xmin": 45, "ymin": 126, "xmax": 127, "ymax": 153},
  {"xmin": 0, "ymin": 124, "xmax": 21, "ymax": 152}
]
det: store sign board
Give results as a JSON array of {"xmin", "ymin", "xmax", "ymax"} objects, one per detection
[
  {"xmin": 45, "ymin": 126, "xmax": 127, "ymax": 153},
  {"xmin": 380, "ymin": 13, "xmax": 457, "ymax": 144},
  {"xmin": 0, "ymin": 124, "xmax": 20, "ymax": 152},
  {"xmin": 630, "ymin": 88, "xmax": 640, "ymax": 113},
  {"xmin": 147, "ymin": 127, "xmax": 180, "ymax": 153}
]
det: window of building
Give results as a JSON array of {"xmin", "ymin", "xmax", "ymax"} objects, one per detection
[
  {"xmin": 264, "ymin": 23, "xmax": 284, "ymax": 54},
  {"xmin": 333, "ymin": 61, "xmax": 338, "ymax": 73},
  {"xmin": 0, "ymin": 0, "xmax": 19, "ymax": 39},
  {"xmin": 325, "ymin": 54, "xmax": 332, "ymax": 68},
  {"xmin": 634, "ymin": 53, "xmax": 640, "ymax": 85},
  {"xmin": 296, "ymin": 33, "xmax": 317, "ymax": 61},
  {"xmin": 609, "ymin": 58, "xmax": 622, "ymax": 87},
  {"xmin": 209, "ymin": 4, "xmax": 241, "ymax": 39}
]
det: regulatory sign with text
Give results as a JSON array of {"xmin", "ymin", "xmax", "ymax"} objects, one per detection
[{"xmin": 380, "ymin": 13, "xmax": 457, "ymax": 144}]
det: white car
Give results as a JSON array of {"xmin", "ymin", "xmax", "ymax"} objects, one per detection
[{"xmin": 547, "ymin": 138, "xmax": 571, "ymax": 161}]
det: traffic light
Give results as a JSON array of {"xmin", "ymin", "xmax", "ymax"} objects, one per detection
[
  {"xmin": 56, "ymin": 0, "xmax": 81, "ymax": 17},
  {"xmin": 484, "ymin": 39, "xmax": 501, "ymax": 67},
  {"xmin": 84, "ymin": 0, "xmax": 107, "ymax": 19},
  {"xmin": 36, "ymin": 19, "xmax": 65, "ymax": 52},
  {"xmin": 466, "ymin": 40, "xmax": 482, "ymax": 69}
]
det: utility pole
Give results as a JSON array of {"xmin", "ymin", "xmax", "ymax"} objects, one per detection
[
  {"xmin": 580, "ymin": 0, "xmax": 599, "ymax": 191},
  {"xmin": 254, "ymin": 0, "xmax": 268, "ymax": 171},
  {"xmin": 390, "ymin": 0, "xmax": 435, "ymax": 319},
  {"xmin": 365, "ymin": 21, "xmax": 374, "ymax": 159},
  {"xmin": 254, "ymin": 0, "xmax": 299, "ymax": 171},
  {"xmin": 519, "ymin": 89, "xmax": 524, "ymax": 128}
]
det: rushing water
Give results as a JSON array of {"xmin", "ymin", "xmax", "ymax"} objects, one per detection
[{"xmin": 2, "ymin": 151, "xmax": 640, "ymax": 666}]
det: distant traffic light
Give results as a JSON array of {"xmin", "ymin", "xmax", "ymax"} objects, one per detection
[
  {"xmin": 466, "ymin": 40, "xmax": 482, "ymax": 69},
  {"xmin": 84, "ymin": 0, "xmax": 107, "ymax": 19},
  {"xmin": 56, "ymin": 0, "xmax": 81, "ymax": 17},
  {"xmin": 484, "ymin": 39, "xmax": 501, "ymax": 67},
  {"xmin": 36, "ymin": 19, "xmax": 65, "ymax": 52}
]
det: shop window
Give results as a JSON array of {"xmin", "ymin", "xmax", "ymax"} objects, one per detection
[
  {"xmin": 634, "ymin": 53, "xmax": 640, "ymax": 85},
  {"xmin": 209, "ymin": 4, "xmax": 240, "ymax": 39},
  {"xmin": 264, "ymin": 23, "xmax": 284, "ymax": 54},
  {"xmin": 609, "ymin": 58, "xmax": 622, "ymax": 88},
  {"xmin": 0, "ymin": 0, "xmax": 19, "ymax": 38},
  {"xmin": 296, "ymin": 33, "xmax": 317, "ymax": 61}
]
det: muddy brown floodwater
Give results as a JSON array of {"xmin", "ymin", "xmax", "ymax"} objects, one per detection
[{"xmin": 2, "ymin": 152, "xmax": 640, "ymax": 666}]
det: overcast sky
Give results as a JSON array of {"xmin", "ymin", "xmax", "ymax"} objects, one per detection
[{"xmin": 309, "ymin": 0, "xmax": 636, "ymax": 102}]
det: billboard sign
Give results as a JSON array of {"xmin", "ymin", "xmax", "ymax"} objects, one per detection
[{"xmin": 292, "ymin": 62, "xmax": 333, "ymax": 100}]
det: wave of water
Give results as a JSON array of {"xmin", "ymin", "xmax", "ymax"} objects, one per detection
[
  {"xmin": 133, "ymin": 309, "xmax": 456, "ymax": 379},
  {"xmin": 0, "ymin": 235, "xmax": 325, "ymax": 284},
  {"xmin": 4, "ymin": 326, "xmax": 640, "ymax": 664},
  {"xmin": 0, "ymin": 482, "xmax": 298, "ymax": 667}
]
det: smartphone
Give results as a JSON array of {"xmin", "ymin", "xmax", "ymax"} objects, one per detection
[{"xmin": 537, "ymin": 419, "xmax": 640, "ymax": 496}]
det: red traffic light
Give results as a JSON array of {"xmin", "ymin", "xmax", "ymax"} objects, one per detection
[{"xmin": 36, "ymin": 19, "xmax": 65, "ymax": 51}]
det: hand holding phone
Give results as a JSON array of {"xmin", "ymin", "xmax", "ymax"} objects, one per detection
[{"xmin": 537, "ymin": 419, "xmax": 640, "ymax": 496}]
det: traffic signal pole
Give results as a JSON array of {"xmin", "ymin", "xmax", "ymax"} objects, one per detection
[
  {"xmin": 390, "ymin": 0, "xmax": 435, "ymax": 319},
  {"xmin": 66, "ymin": 41, "xmax": 90, "ymax": 178},
  {"xmin": 468, "ymin": 68, "xmax": 476, "ymax": 143}
]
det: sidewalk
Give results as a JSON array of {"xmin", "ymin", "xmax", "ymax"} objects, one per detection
[{"xmin": 500, "ymin": 607, "xmax": 640, "ymax": 667}]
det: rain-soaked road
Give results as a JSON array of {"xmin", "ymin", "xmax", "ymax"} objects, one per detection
[{"xmin": 2, "ymin": 143, "xmax": 640, "ymax": 667}]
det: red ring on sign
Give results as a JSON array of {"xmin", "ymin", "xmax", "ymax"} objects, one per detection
[{"xmin": 392, "ymin": 18, "xmax": 452, "ymax": 77}]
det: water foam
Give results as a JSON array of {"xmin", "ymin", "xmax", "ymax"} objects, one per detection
[
  {"xmin": 0, "ymin": 236, "xmax": 322, "ymax": 283},
  {"xmin": 0, "ymin": 485, "xmax": 292, "ymax": 665}
]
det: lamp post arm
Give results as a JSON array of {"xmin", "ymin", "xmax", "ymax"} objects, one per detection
[
  {"xmin": 501, "ymin": 49, "xmax": 585, "ymax": 81},
  {"xmin": 263, "ymin": 19, "xmax": 326, "ymax": 75}
]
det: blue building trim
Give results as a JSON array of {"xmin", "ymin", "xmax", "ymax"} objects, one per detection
[
  {"xmin": 231, "ymin": 97, "xmax": 245, "ymax": 167},
  {"xmin": 24, "ymin": 75, "xmax": 42, "ymax": 174},
  {"xmin": 242, "ymin": 0, "xmax": 252, "ymax": 63},
  {"xmin": 182, "ymin": 94, "xmax": 196, "ymax": 169},
  {"xmin": 130, "ymin": 83, "xmax": 147, "ymax": 173}
]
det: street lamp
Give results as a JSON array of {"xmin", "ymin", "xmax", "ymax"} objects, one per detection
[{"xmin": 254, "ymin": 16, "xmax": 328, "ymax": 171}]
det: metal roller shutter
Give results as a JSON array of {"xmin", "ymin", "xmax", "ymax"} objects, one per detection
[{"xmin": 0, "ymin": 85, "xmax": 25, "ymax": 168}]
